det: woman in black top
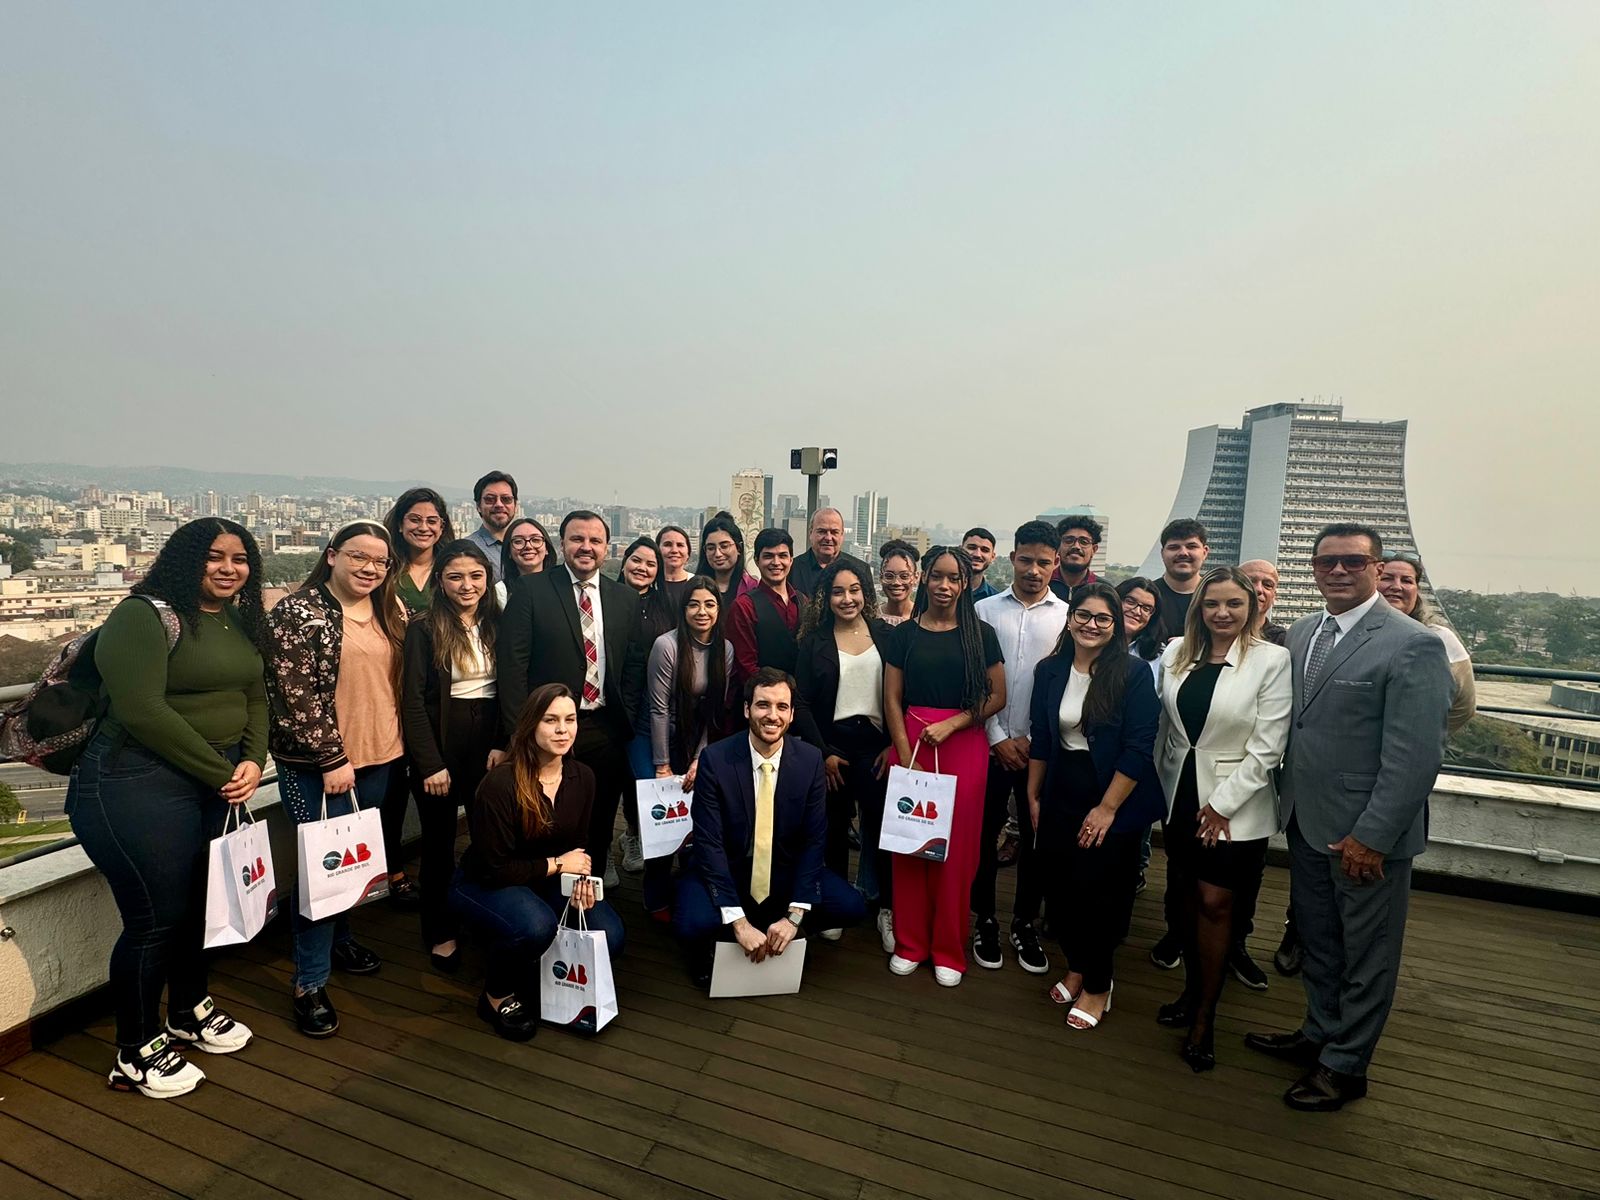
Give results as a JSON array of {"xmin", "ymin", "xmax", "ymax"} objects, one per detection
[
  {"xmin": 496, "ymin": 517, "xmax": 555, "ymax": 605},
  {"xmin": 657, "ymin": 525, "xmax": 694, "ymax": 607},
  {"xmin": 795, "ymin": 559, "xmax": 896, "ymax": 936},
  {"xmin": 617, "ymin": 535, "xmax": 678, "ymax": 873},
  {"xmin": 695, "ymin": 513, "xmax": 753, "ymax": 610},
  {"xmin": 401, "ymin": 540, "xmax": 505, "ymax": 973},
  {"xmin": 450, "ymin": 683, "xmax": 627, "ymax": 1040},
  {"xmin": 882, "ymin": 547, "xmax": 1005, "ymax": 987}
]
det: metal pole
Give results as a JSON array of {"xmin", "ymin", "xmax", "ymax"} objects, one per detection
[{"xmin": 806, "ymin": 475, "xmax": 820, "ymax": 524}]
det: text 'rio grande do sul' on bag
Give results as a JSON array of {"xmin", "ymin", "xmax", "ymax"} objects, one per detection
[{"xmin": 878, "ymin": 740, "xmax": 957, "ymax": 862}]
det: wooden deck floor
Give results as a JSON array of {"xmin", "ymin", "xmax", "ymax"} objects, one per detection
[{"xmin": 3, "ymin": 849, "xmax": 1598, "ymax": 1200}]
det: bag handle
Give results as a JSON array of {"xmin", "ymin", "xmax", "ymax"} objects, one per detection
[
  {"xmin": 558, "ymin": 895, "xmax": 590, "ymax": 931},
  {"xmin": 316, "ymin": 785, "xmax": 360, "ymax": 823},
  {"xmin": 905, "ymin": 736, "xmax": 940, "ymax": 775}
]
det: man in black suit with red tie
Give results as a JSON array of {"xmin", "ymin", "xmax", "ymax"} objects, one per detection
[
  {"xmin": 674, "ymin": 668, "xmax": 866, "ymax": 987},
  {"xmin": 497, "ymin": 509, "xmax": 646, "ymax": 878}
]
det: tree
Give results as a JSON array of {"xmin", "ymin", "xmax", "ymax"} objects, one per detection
[
  {"xmin": 1436, "ymin": 589, "xmax": 1506, "ymax": 646},
  {"xmin": 1542, "ymin": 597, "xmax": 1600, "ymax": 666},
  {"xmin": 0, "ymin": 781, "xmax": 20, "ymax": 824}
]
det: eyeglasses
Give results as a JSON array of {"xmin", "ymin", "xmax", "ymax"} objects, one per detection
[
  {"xmin": 1059, "ymin": 536, "xmax": 1097, "ymax": 549},
  {"xmin": 510, "ymin": 535, "xmax": 545, "ymax": 549},
  {"xmin": 881, "ymin": 571, "xmax": 915, "ymax": 584},
  {"xmin": 1383, "ymin": 551, "xmax": 1422, "ymax": 567},
  {"xmin": 341, "ymin": 550, "xmax": 392, "ymax": 572},
  {"xmin": 1121, "ymin": 600, "xmax": 1155, "ymax": 616},
  {"xmin": 480, "ymin": 495, "xmax": 516, "ymax": 508},
  {"xmin": 1312, "ymin": 554, "xmax": 1377, "ymax": 573},
  {"xmin": 1071, "ymin": 610, "xmax": 1116, "ymax": 629}
]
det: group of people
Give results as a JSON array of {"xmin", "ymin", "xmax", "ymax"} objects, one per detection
[{"xmin": 64, "ymin": 471, "xmax": 1472, "ymax": 1115}]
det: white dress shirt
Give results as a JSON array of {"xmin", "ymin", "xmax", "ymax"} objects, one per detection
[
  {"xmin": 721, "ymin": 736, "xmax": 812, "ymax": 924},
  {"xmin": 977, "ymin": 587, "xmax": 1069, "ymax": 747},
  {"xmin": 1304, "ymin": 591, "xmax": 1381, "ymax": 675},
  {"xmin": 567, "ymin": 564, "xmax": 607, "ymax": 710}
]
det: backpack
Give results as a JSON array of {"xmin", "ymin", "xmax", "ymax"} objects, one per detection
[{"xmin": 0, "ymin": 596, "xmax": 182, "ymax": 775}]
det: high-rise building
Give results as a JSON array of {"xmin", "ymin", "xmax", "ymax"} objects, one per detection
[
  {"xmin": 852, "ymin": 492, "xmax": 890, "ymax": 550},
  {"xmin": 1037, "ymin": 505, "xmax": 1110, "ymax": 575},
  {"xmin": 763, "ymin": 474, "xmax": 774, "ymax": 529},
  {"xmin": 729, "ymin": 469, "xmax": 767, "ymax": 557},
  {"xmin": 1140, "ymin": 401, "xmax": 1427, "ymax": 619}
]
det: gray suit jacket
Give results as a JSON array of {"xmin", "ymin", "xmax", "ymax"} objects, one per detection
[{"xmin": 1281, "ymin": 594, "xmax": 1452, "ymax": 860}]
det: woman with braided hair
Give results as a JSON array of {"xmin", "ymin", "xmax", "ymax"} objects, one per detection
[{"xmin": 882, "ymin": 546, "xmax": 1005, "ymax": 986}]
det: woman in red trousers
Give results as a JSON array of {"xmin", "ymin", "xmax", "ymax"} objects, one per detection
[{"xmin": 883, "ymin": 546, "xmax": 1005, "ymax": 986}]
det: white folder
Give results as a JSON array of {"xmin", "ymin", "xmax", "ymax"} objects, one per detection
[{"xmin": 709, "ymin": 939, "xmax": 808, "ymax": 998}]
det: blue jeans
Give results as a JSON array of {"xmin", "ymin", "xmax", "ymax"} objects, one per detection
[
  {"xmin": 67, "ymin": 732, "xmax": 234, "ymax": 1049},
  {"xmin": 281, "ymin": 762, "xmax": 392, "ymax": 991},
  {"xmin": 450, "ymin": 869, "xmax": 627, "ymax": 999}
]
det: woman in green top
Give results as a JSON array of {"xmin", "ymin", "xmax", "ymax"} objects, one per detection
[
  {"xmin": 384, "ymin": 486, "xmax": 456, "ymax": 616},
  {"xmin": 67, "ymin": 518, "xmax": 269, "ymax": 1099}
]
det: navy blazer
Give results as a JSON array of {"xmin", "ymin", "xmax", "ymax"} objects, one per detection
[
  {"xmin": 1029, "ymin": 653, "xmax": 1163, "ymax": 834},
  {"xmin": 688, "ymin": 731, "xmax": 828, "ymax": 911}
]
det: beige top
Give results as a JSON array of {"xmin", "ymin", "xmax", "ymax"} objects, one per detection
[{"xmin": 336, "ymin": 614, "xmax": 403, "ymax": 769}]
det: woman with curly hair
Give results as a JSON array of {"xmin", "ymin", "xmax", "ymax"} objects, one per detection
[
  {"xmin": 384, "ymin": 487, "xmax": 456, "ymax": 616},
  {"xmin": 794, "ymin": 559, "xmax": 896, "ymax": 944},
  {"xmin": 68, "ymin": 518, "xmax": 269, "ymax": 1098},
  {"xmin": 265, "ymin": 520, "xmax": 407, "ymax": 1039},
  {"xmin": 883, "ymin": 546, "xmax": 1006, "ymax": 986}
]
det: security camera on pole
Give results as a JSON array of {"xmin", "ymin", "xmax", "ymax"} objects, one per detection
[{"xmin": 790, "ymin": 447, "xmax": 838, "ymax": 523}]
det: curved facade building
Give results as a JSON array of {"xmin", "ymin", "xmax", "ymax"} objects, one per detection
[{"xmin": 1140, "ymin": 402, "xmax": 1428, "ymax": 620}]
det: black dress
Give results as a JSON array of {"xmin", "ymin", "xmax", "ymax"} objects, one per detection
[{"xmin": 1166, "ymin": 662, "xmax": 1268, "ymax": 890}]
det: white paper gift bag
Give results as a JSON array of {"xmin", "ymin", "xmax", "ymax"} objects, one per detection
[
  {"xmin": 635, "ymin": 775, "xmax": 693, "ymax": 859},
  {"xmin": 878, "ymin": 743, "xmax": 956, "ymax": 862},
  {"xmin": 539, "ymin": 902, "xmax": 618, "ymax": 1034},
  {"xmin": 204, "ymin": 806, "xmax": 279, "ymax": 948},
  {"xmin": 296, "ymin": 792, "xmax": 389, "ymax": 921}
]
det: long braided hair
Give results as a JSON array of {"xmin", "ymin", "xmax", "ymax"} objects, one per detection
[{"xmin": 910, "ymin": 545, "xmax": 991, "ymax": 717}]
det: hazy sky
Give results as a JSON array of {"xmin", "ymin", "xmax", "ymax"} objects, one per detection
[{"xmin": 3, "ymin": 3, "xmax": 1596, "ymax": 592}]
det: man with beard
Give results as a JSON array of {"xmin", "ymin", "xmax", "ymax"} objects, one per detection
[
  {"xmin": 1148, "ymin": 519, "xmax": 1210, "ymax": 644},
  {"xmin": 466, "ymin": 471, "xmax": 519, "ymax": 583},
  {"xmin": 963, "ymin": 528, "xmax": 1000, "ymax": 601},
  {"xmin": 1048, "ymin": 515, "xmax": 1102, "ymax": 602}
]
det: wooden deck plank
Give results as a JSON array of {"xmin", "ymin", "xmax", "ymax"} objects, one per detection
[{"xmin": 0, "ymin": 1159, "xmax": 74, "ymax": 1200}]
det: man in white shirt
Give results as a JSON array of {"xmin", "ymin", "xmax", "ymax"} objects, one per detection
[
  {"xmin": 673, "ymin": 669, "xmax": 867, "ymax": 989},
  {"xmin": 971, "ymin": 521, "xmax": 1069, "ymax": 974}
]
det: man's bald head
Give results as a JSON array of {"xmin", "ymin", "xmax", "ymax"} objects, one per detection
[{"xmin": 1238, "ymin": 559, "xmax": 1279, "ymax": 621}]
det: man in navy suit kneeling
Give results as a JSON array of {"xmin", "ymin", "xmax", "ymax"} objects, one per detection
[{"xmin": 675, "ymin": 667, "xmax": 867, "ymax": 988}]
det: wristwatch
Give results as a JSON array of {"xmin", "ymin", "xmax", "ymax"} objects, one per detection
[{"xmin": 787, "ymin": 907, "xmax": 805, "ymax": 927}]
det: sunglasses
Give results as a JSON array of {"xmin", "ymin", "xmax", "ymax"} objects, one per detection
[
  {"xmin": 1312, "ymin": 554, "xmax": 1377, "ymax": 573},
  {"xmin": 1383, "ymin": 551, "xmax": 1422, "ymax": 567}
]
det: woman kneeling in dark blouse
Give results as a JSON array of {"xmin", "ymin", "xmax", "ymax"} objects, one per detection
[{"xmin": 450, "ymin": 683, "xmax": 627, "ymax": 1040}]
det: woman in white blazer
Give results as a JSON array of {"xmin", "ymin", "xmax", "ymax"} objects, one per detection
[{"xmin": 1154, "ymin": 566, "xmax": 1291, "ymax": 1073}]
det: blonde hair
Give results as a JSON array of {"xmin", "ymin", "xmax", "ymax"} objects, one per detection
[{"xmin": 1177, "ymin": 567, "xmax": 1260, "ymax": 672}]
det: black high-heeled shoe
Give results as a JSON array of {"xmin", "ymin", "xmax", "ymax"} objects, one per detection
[{"xmin": 1180, "ymin": 1030, "xmax": 1216, "ymax": 1073}]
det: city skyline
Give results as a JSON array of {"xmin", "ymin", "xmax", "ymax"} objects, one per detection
[{"xmin": 3, "ymin": 6, "xmax": 1597, "ymax": 592}]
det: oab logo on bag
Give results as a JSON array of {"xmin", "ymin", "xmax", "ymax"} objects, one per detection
[
  {"xmin": 896, "ymin": 796, "xmax": 939, "ymax": 821},
  {"xmin": 322, "ymin": 843, "xmax": 373, "ymax": 874},
  {"xmin": 239, "ymin": 857, "xmax": 269, "ymax": 891},
  {"xmin": 551, "ymin": 960, "xmax": 589, "ymax": 987},
  {"xmin": 650, "ymin": 799, "xmax": 690, "ymax": 822}
]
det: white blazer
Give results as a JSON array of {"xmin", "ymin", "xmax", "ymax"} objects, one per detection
[{"xmin": 1157, "ymin": 637, "xmax": 1292, "ymax": 842}]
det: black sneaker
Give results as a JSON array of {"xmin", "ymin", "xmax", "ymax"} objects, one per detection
[
  {"xmin": 972, "ymin": 917, "xmax": 1003, "ymax": 970},
  {"xmin": 331, "ymin": 938, "xmax": 381, "ymax": 976},
  {"xmin": 1010, "ymin": 923, "xmax": 1049, "ymax": 975},
  {"xmin": 293, "ymin": 987, "xmax": 340, "ymax": 1038},
  {"xmin": 1274, "ymin": 923, "xmax": 1304, "ymax": 977},
  {"xmin": 478, "ymin": 992, "xmax": 538, "ymax": 1042},
  {"xmin": 1134, "ymin": 871, "xmax": 1147, "ymax": 895},
  {"xmin": 107, "ymin": 1033, "xmax": 205, "ymax": 1098},
  {"xmin": 1230, "ymin": 942, "xmax": 1269, "ymax": 991},
  {"xmin": 1149, "ymin": 932, "xmax": 1183, "ymax": 970}
]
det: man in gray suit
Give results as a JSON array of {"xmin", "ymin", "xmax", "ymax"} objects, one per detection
[{"xmin": 1245, "ymin": 522, "xmax": 1452, "ymax": 1111}]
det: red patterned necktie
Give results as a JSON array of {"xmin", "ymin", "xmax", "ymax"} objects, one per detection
[{"xmin": 578, "ymin": 583, "xmax": 601, "ymax": 705}]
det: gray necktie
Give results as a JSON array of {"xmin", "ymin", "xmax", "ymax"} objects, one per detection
[{"xmin": 1304, "ymin": 615, "xmax": 1339, "ymax": 690}]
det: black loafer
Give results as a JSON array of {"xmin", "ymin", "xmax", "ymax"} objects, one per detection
[
  {"xmin": 1244, "ymin": 1029, "xmax": 1323, "ymax": 1066},
  {"xmin": 293, "ymin": 987, "xmax": 339, "ymax": 1038},
  {"xmin": 387, "ymin": 875, "xmax": 421, "ymax": 910},
  {"xmin": 430, "ymin": 946, "xmax": 462, "ymax": 974},
  {"xmin": 477, "ymin": 993, "xmax": 537, "ymax": 1042},
  {"xmin": 1285, "ymin": 1064, "xmax": 1367, "ymax": 1112},
  {"xmin": 1274, "ymin": 929, "xmax": 1305, "ymax": 977},
  {"xmin": 331, "ymin": 938, "xmax": 381, "ymax": 976}
]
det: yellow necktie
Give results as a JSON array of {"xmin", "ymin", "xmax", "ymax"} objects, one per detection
[{"xmin": 751, "ymin": 760, "xmax": 776, "ymax": 903}]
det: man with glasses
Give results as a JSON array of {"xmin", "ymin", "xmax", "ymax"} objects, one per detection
[
  {"xmin": 1245, "ymin": 523, "xmax": 1451, "ymax": 1112},
  {"xmin": 972, "ymin": 521, "xmax": 1067, "ymax": 973},
  {"xmin": 1048, "ymin": 515, "xmax": 1102, "ymax": 602},
  {"xmin": 467, "ymin": 471, "xmax": 519, "ymax": 583}
]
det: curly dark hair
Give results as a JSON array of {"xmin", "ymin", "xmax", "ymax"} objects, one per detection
[
  {"xmin": 799, "ymin": 558, "xmax": 880, "ymax": 640},
  {"xmin": 131, "ymin": 518, "xmax": 266, "ymax": 646}
]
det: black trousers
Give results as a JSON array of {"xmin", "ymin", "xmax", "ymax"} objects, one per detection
[
  {"xmin": 828, "ymin": 716, "xmax": 890, "ymax": 902},
  {"xmin": 971, "ymin": 759, "xmax": 1042, "ymax": 926},
  {"xmin": 577, "ymin": 713, "xmax": 630, "ymax": 877},
  {"xmin": 380, "ymin": 756, "xmax": 412, "ymax": 877},
  {"xmin": 413, "ymin": 698, "xmax": 500, "ymax": 945}
]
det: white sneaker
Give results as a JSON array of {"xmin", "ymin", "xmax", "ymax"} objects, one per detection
[
  {"xmin": 620, "ymin": 831, "xmax": 645, "ymax": 874},
  {"xmin": 166, "ymin": 996, "xmax": 253, "ymax": 1055},
  {"xmin": 876, "ymin": 909, "xmax": 896, "ymax": 954},
  {"xmin": 603, "ymin": 863, "xmax": 620, "ymax": 889},
  {"xmin": 818, "ymin": 928, "xmax": 843, "ymax": 942},
  {"xmin": 933, "ymin": 966, "xmax": 963, "ymax": 988},
  {"xmin": 888, "ymin": 954, "xmax": 919, "ymax": 976},
  {"xmin": 108, "ymin": 1033, "xmax": 205, "ymax": 1098}
]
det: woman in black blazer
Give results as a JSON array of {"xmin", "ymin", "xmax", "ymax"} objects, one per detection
[
  {"xmin": 1027, "ymin": 583, "xmax": 1163, "ymax": 1031},
  {"xmin": 794, "ymin": 559, "xmax": 895, "ymax": 943},
  {"xmin": 401, "ymin": 541, "xmax": 506, "ymax": 972}
]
